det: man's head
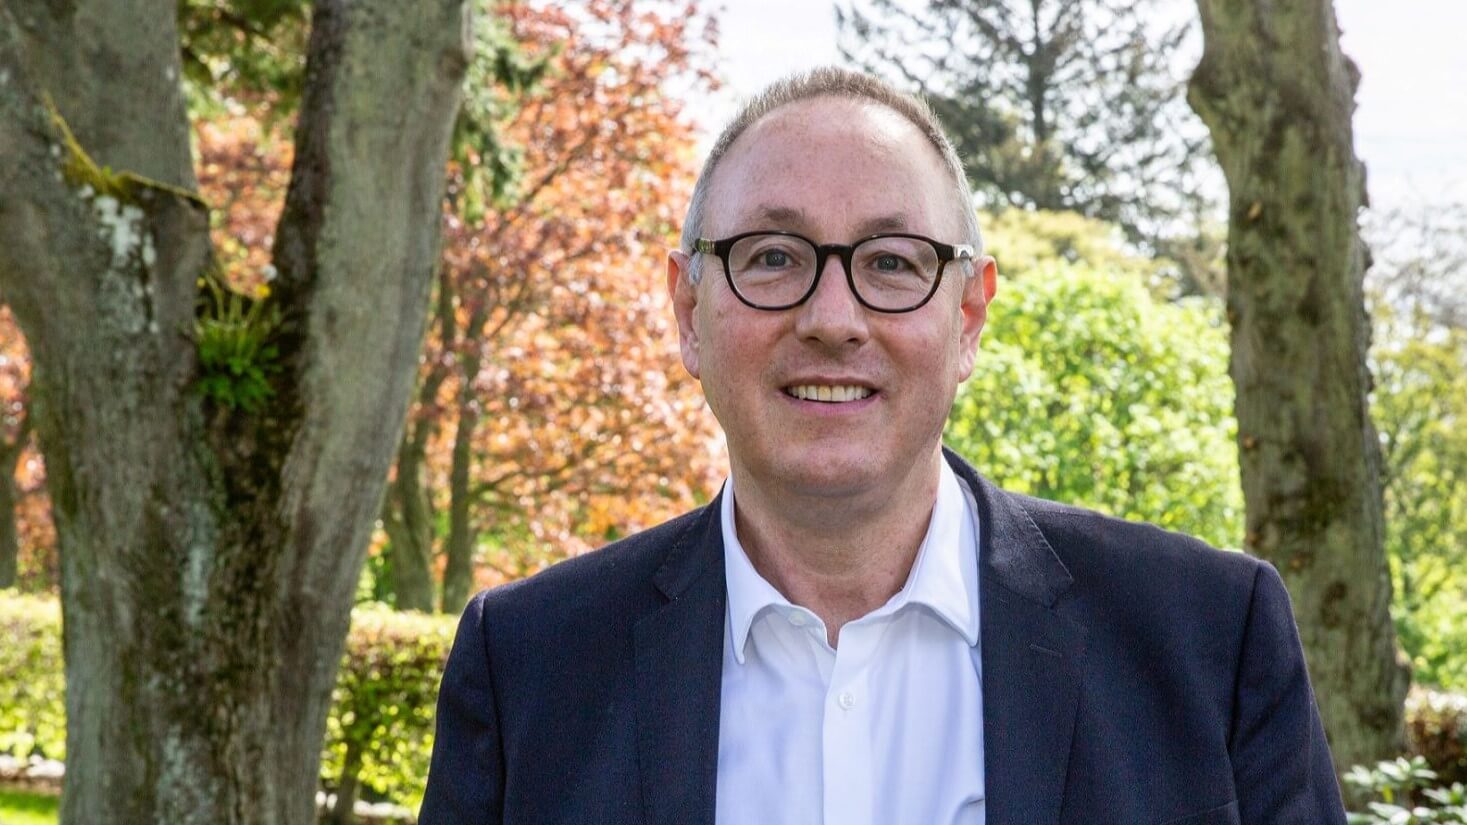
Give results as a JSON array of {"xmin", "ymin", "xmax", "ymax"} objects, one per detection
[
  {"xmin": 667, "ymin": 67, "xmax": 998, "ymax": 501},
  {"xmin": 679, "ymin": 68, "xmax": 983, "ymax": 283}
]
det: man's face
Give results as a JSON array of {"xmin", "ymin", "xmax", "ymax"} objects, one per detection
[{"xmin": 667, "ymin": 96, "xmax": 998, "ymax": 500}]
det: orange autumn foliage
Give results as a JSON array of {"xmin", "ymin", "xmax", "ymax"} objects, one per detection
[
  {"xmin": 196, "ymin": 0, "xmax": 724, "ymax": 596},
  {"xmin": 429, "ymin": 0, "xmax": 724, "ymax": 585},
  {"xmin": 196, "ymin": 114, "xmax": 292, "ymax": 293},
  {"xmin": 3, "ymin": 1, "xmax": 723, "ymax": 599},
  {"xmin": 0, "ymin": 306, "xmax": 55, "ymax": 592}
]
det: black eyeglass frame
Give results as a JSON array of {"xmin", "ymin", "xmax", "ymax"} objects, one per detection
[{"xmin": 693, "ymin": 230, "xmax": 977, "ymax": 313}]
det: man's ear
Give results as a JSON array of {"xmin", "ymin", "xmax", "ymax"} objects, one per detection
[
  {"xmin": 955, "ymin": 255, "xmax": 998, "ymax": 381},
  {"xmin": 667, "ymin": 249, "xmax": 702, "ymax": 379}
]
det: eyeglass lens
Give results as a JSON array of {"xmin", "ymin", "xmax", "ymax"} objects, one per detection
[{"xmin": 726, "ymin": 234, "xmax": 941, "ymax": 311}]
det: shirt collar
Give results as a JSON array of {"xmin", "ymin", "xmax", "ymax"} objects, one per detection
[
  {"xmin": 721, "ymin": 460, "xmax": 981, "ymax": 665},
  {"xmin": 721, "ymin": 478, "xmax": 793, "ymax": 665}
]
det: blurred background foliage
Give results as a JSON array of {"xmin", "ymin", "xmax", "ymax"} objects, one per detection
[
  {"xmin": 0, "ymin": 0, "xmax": 1463, "ymax": 818},
  {"xmin": 319, "ymin": 608, "xmax": 458, "ymax": 821},
  {"xmin": 943, "ymin": 207, "xmax": 1467, "ymax": 694},
  {"xmin": 947, "ymin": 211, "xmax": 1242, "ymax": 551},
  {"xmin": 0, "ymin": 0, "xmax": 1457, "ymax": 708},
  {"xmin": 1369, "ymin": 205, "xmax": 1467, "ymax": 691}
]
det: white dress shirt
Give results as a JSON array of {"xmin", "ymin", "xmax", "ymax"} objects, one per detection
[{"xmin": 715, "ymin": 461, "xmax": 985, "ymax": 825}]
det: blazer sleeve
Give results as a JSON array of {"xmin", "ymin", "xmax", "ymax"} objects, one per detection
[
  {"xmin": 1229, "ymin": 561, "xmax": 1347, "ymax": 824},
  {"xmin": 419, "ymin": 590, "xmax": 505, "ymax": 825}
]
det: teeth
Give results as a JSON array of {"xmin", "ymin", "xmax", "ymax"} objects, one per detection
[{"xmin": 787, "ymin": 384, "xmax": 873, "ymax": 403}]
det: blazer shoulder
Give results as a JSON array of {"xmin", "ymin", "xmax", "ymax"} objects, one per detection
[
  {"xmin": 947, "ymin": 448, "xmax": 1262, "ymax": 590},
  {"xmin": 1013, "ymin": 491, "xmax": 1263, "ymax": 591},
  {"xmin": 1009, "ymin": 493, "xmax": 1273, "ymax": 701}
]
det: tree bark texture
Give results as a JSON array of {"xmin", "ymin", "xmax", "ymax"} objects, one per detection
[
  {"xmin": 0, "ymin": 418, "xmax": 28, "ymax": 589},
  {"xmin": 0, "ymin": 0, "xmax": 469, "ymax": 822},
  {"xmin": 1188, "ymin": 0, "xmax": 1408, "ymax": 776},
  {"xmin": 0, "ymin": 479, "xmax": 13, "ymax": 589}
]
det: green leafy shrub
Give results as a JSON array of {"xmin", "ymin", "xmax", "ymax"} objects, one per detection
[
  {"xmin": 0, "ymin": 594, "xmax": 455, "ymax": 809},
  {"xmin": 0, "ymin": 595, "xmax": 64, "ymax": 761},
  {"xmin": 974, "ymin": 209, "xmax": 1467, "ymax": 690},
  {"xmin": 1345, "ymin": 756, "xmax": 1467, "ymax": 824},
  {"xmin": 982, "ymin": 209, "xmax": 1166, "ymax": 286},
  {"xmin": 1371, "ymin": 312, "xmax": 1467, "ymax": 692},
  {"xmin": 946, "ymin": 262, "xmax": 1242, "ymax": 550},
  {"xmin": 321, "ymin": 605, "xmax": 456, "ymax": 813}
]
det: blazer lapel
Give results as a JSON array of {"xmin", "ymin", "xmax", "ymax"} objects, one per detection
[
  {"xmin": 947, "ymin": 450, "xmax": 1088, "ymax": 825},
  {"xmin": 634, "ymin": 494, "xmax": 726, "ymax": 825}
]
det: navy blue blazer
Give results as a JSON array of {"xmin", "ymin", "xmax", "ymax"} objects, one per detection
[{"xmin": 420, "ymin": 449, "xmax": 1346, "ymax": 824}]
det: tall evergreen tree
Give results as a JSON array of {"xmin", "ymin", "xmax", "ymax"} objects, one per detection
[{"xmin": 838, "ymin": 0, "xmax": 1215, "ymax": 252}]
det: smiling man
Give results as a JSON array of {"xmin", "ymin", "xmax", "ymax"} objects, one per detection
[{"xmin": 420, "ymin": 67, "xmax": 1347, "ymax": 825}]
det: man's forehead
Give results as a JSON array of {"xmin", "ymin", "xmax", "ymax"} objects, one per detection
[
  {"xmin": 703, "ymin": 98, "xmax": 952, "ymax": 235},
  {"xmin": 736, "ymin": 204, "xmax": 913, "ymax": 236},
  {"xmin": 727, "ymin": 96, "xmax": 920, "ymax": 161}
]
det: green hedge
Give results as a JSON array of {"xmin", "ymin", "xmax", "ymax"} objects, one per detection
[
  {"xmin": 323, "ymin": 605, "xmax": 456, "ymax": 813},
  {"xmin": 0, "ymin": 595, "xmax": 64, "ymax": 761},
  {"xmin": 0, "ymin": 595, "xmax": 455, "ymax": 811}
]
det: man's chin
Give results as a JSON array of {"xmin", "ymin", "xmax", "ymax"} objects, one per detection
[{"xmin": 762, "ymin": 451, "xmax": 890, "ymax": 500}]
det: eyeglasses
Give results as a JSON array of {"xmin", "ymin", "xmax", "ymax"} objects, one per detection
[{"xmin": 693, "ymin": 231, "xmax": 975, "ymax": 313}]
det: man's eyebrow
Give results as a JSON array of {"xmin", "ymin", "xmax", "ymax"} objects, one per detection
[
  {"xmin": 853, "ymin": 214, "xmax": 909, "ymax": 235},
  {"xmin": 748, "ymin": 205, "xmax": 808, "ymax": 229}
]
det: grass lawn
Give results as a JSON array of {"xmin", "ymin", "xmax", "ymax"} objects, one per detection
[{"xmin": 0, "ymin": 788, "xmax": 59, "ymax": 825}]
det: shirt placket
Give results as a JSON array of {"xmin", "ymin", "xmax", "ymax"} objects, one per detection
[{"xmin": 819, "ymin": 619, "xmax": 877, "ymax": 825}]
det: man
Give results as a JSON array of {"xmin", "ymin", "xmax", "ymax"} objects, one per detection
[{"xmin": 420, "ymin": 67, "xmax": 1346, "ymax": 824}]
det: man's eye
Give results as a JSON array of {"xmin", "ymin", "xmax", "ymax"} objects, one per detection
[
  {"xmin": 873, "ymin": 254, "xmax": 910, "ymax": 271},
  {"xmin": 758, "ymin": 249, "xmax": 793, "ymax": 268}
]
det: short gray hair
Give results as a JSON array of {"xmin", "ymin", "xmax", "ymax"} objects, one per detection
[{"xmin": 680, "ymin": 66, "xmax": 982, "ymax": 283}]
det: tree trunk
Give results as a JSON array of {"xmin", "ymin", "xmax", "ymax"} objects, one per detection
[
  {"xmin": 0, "ymin": 476, "xmax": 13, "ymax": 590},
  {"xmin": 441, "ymin": 344, "xmax": 481, "ymax": 614},
  {"xmin": 323, "ymin": 743, "xmax": 363, "ymax": 825},
  {"xmin": 0, "ymin": 418, "xmax": 26, "ymax": 589},
  {"xmin": 380, "ymin": 466, "xmax": 437, "ymax": 613},
  {"xmin": 1187, "ymin": 0, "xmax": 1408, "ymax": 777},
  {"xmin": 381, "ymin": 270, "xmax": 458, "ymax": 613},
  {"xmin": 441, "ymin": 297, "xmax": 489, "ymax": 613},
  {"xmin": 0, "ymin": 0, "xmax": 469, "ymax": 822}
]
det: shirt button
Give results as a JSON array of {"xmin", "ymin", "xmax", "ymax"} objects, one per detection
[
  {"xmin": 837, "ymin": 691, "xmax": 856, "ymax": 710},
  {"xmin": 788, "ymin": 612, "xmax": 807, "ymax": 627}
]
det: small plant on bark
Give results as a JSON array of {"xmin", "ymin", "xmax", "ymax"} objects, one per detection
[{"xmin": 194, "ymin": 272, "xmax": 281, "ymax": 413}]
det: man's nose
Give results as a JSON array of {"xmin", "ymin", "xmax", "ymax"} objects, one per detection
[{"xmin": 793, "ymin": 253, "xmax": 869, "ymax": 347}]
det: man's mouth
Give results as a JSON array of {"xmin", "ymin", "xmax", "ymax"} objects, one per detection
[{"xmin": 783, "ymin": 384, "xmax": 875, "ymax": 403}]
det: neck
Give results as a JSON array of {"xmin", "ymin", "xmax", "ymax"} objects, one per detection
[{"xmin": 730, "ymin": 447, "xmax": 944, "ymax": 646}]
